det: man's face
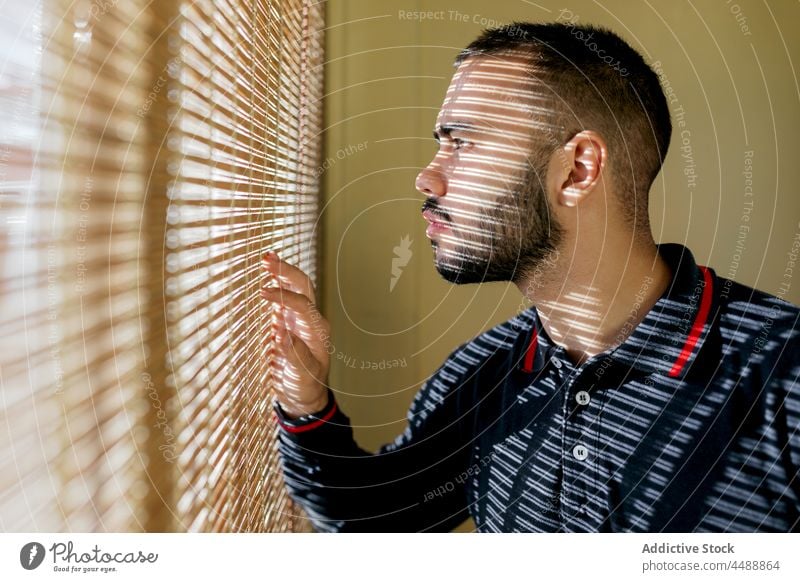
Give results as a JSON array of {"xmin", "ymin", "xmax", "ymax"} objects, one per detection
[{"xmin": 416, "ymin": 54, "xmax": 564, "ymax": 285}]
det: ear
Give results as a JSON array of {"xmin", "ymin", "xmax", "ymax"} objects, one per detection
[{"xmin": 556, "ymin": 131, "xmax": 608, "ymax": 208}]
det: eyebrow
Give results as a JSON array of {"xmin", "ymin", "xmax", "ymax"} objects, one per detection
[{"xmin": 433, "ymin": 121, "xmax": 480, "ymax": 141}]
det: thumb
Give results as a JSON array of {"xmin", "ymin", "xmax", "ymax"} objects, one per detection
[{"xmin": 282, "ymin": 329, "xmax": 324, "ymax": 381}]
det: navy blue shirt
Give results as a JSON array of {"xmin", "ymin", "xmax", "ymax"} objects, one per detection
[{"xmin": 274, "ymin": 244, "xmax": 800, "ymax": 532}]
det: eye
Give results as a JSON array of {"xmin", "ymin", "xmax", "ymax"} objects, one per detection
[{"xmin": 452, "ymin": 138, "xmax": 469, "ymax": 151}]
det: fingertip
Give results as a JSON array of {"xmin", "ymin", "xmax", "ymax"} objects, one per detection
[{"xmin": 262, "ymin": 253, "xmax": 277, "ymax": 268}]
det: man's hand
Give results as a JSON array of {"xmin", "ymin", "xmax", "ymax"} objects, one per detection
[{"xmin": 260, "ymin": 252, "xmax": 330, "ymax": 420}]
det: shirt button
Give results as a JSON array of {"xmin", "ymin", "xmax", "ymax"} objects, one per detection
[
  {"xmin": 573, "ymin": 444, "xmax": 588, "ymax": 461},
  {"xmin": 551, "ymin": 357, "xmax": 562, "ymax": 369},
  {"xmin": 575, "ymin": 391, "xmax": 590, "ymax": 406}
]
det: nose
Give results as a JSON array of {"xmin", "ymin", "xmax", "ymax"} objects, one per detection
[{"xmin": 415, "ymin": 161, "xmax": 447, "ymax": 198}]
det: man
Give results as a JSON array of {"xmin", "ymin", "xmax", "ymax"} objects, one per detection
[{"xmin": 260, "ymin": 22, "xmax": 800, "ymax": 532}]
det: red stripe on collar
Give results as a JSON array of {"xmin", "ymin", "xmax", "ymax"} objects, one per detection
[
  {"xmin": 668, "ymin": 265, "xmax": 713, "ymax": 378},
  {"xmin": 521, "ymin": 327, "xmax": 539, "ymax": 373}
]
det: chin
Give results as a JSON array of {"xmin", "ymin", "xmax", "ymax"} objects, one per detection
[
  {"xmin": 433, "ymin": 251, "xmax": 515, "ymax": 285},
  {"xmin": 435, "ymin": 264, "xmax": 477, "ymax": 284},
  {"xmin": 431, "ymin": 234, "xmax": 537, "ymax": 284}
]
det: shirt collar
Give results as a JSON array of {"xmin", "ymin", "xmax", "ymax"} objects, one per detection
[{"xmin": 515, "ymin": 243, "xmax": 721, "ymax": 380}]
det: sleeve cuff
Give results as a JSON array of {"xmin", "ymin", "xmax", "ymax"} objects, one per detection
[{"xmin": 273, "ymin": 387, "xmax": 338, "ymax": 433}]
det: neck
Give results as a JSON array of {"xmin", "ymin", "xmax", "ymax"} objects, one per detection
[{"xmin": 516, "ymin": 236, "xmax": 672, "ymax": 367}]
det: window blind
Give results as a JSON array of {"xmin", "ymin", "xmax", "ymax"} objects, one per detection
[
  {"xmin": 0, "ymin": 0, "xmax": 323, "ymax": 532},
  {"xmin": 167, "ymin": 0, "xmax": 323, "ymax": 532}
]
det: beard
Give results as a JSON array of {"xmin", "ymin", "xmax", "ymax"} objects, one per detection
[{"xmin": 427, "ymin": 152, "xmax": 564, "ymax": 286}]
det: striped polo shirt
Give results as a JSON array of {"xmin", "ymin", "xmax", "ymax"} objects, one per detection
[{"xmin": 274, "ymin": 243, "xmax": 800, "ymax": 532}]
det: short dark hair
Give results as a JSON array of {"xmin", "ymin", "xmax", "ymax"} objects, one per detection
[{"xmin": 455, "ymin": 22, "xmax": 672, "ymax": 235}]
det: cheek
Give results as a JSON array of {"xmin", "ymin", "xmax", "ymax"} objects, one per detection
[
  {"xmin": 446, "ymin": 165, "xmax": 528, "ymax": 213},
  {"xmin": 461, "ymin": 147, "xmax": 531, "ymax": 182}
]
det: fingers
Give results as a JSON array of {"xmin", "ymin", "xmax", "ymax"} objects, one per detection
[
  {"xmin": 259, "ymin": 252, "xmax": 331, "ymax": 405},
  {"xmin": 260, "ymin": 286, "xmax": 314, "ymax": 314},
  {"xmin": 261, "ymin": 252, "xmax": 317, "ymax": 304},
  {"xmin": 262, "ymin": 286, "xmax": 330, "ymax": 366}
]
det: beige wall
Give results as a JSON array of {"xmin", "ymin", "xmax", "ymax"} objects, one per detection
[{"xmin": 319, "ymin": 0, "xmax": 800, "ymax": 528}]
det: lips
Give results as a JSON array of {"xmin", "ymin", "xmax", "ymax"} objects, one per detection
[{"xmin": 422, "ymin": 210, "xmax": 451, "ymax": 237}]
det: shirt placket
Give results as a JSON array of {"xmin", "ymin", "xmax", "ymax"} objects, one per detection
[{"xmin": 552, "ymin": 349, "xmax": 601, "ymax": 531}]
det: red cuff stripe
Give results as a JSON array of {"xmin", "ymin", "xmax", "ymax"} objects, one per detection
[
  {"xmin": 668, "ymin": 266, "xmax": 713, "ymax": 378},
  {"xmin": 275, "ymin": 400, "xmax": 338, "ymax": 434},
  {"xmin": 521, "ymin": 328, "xmax": 539, "ymax": 373}
]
